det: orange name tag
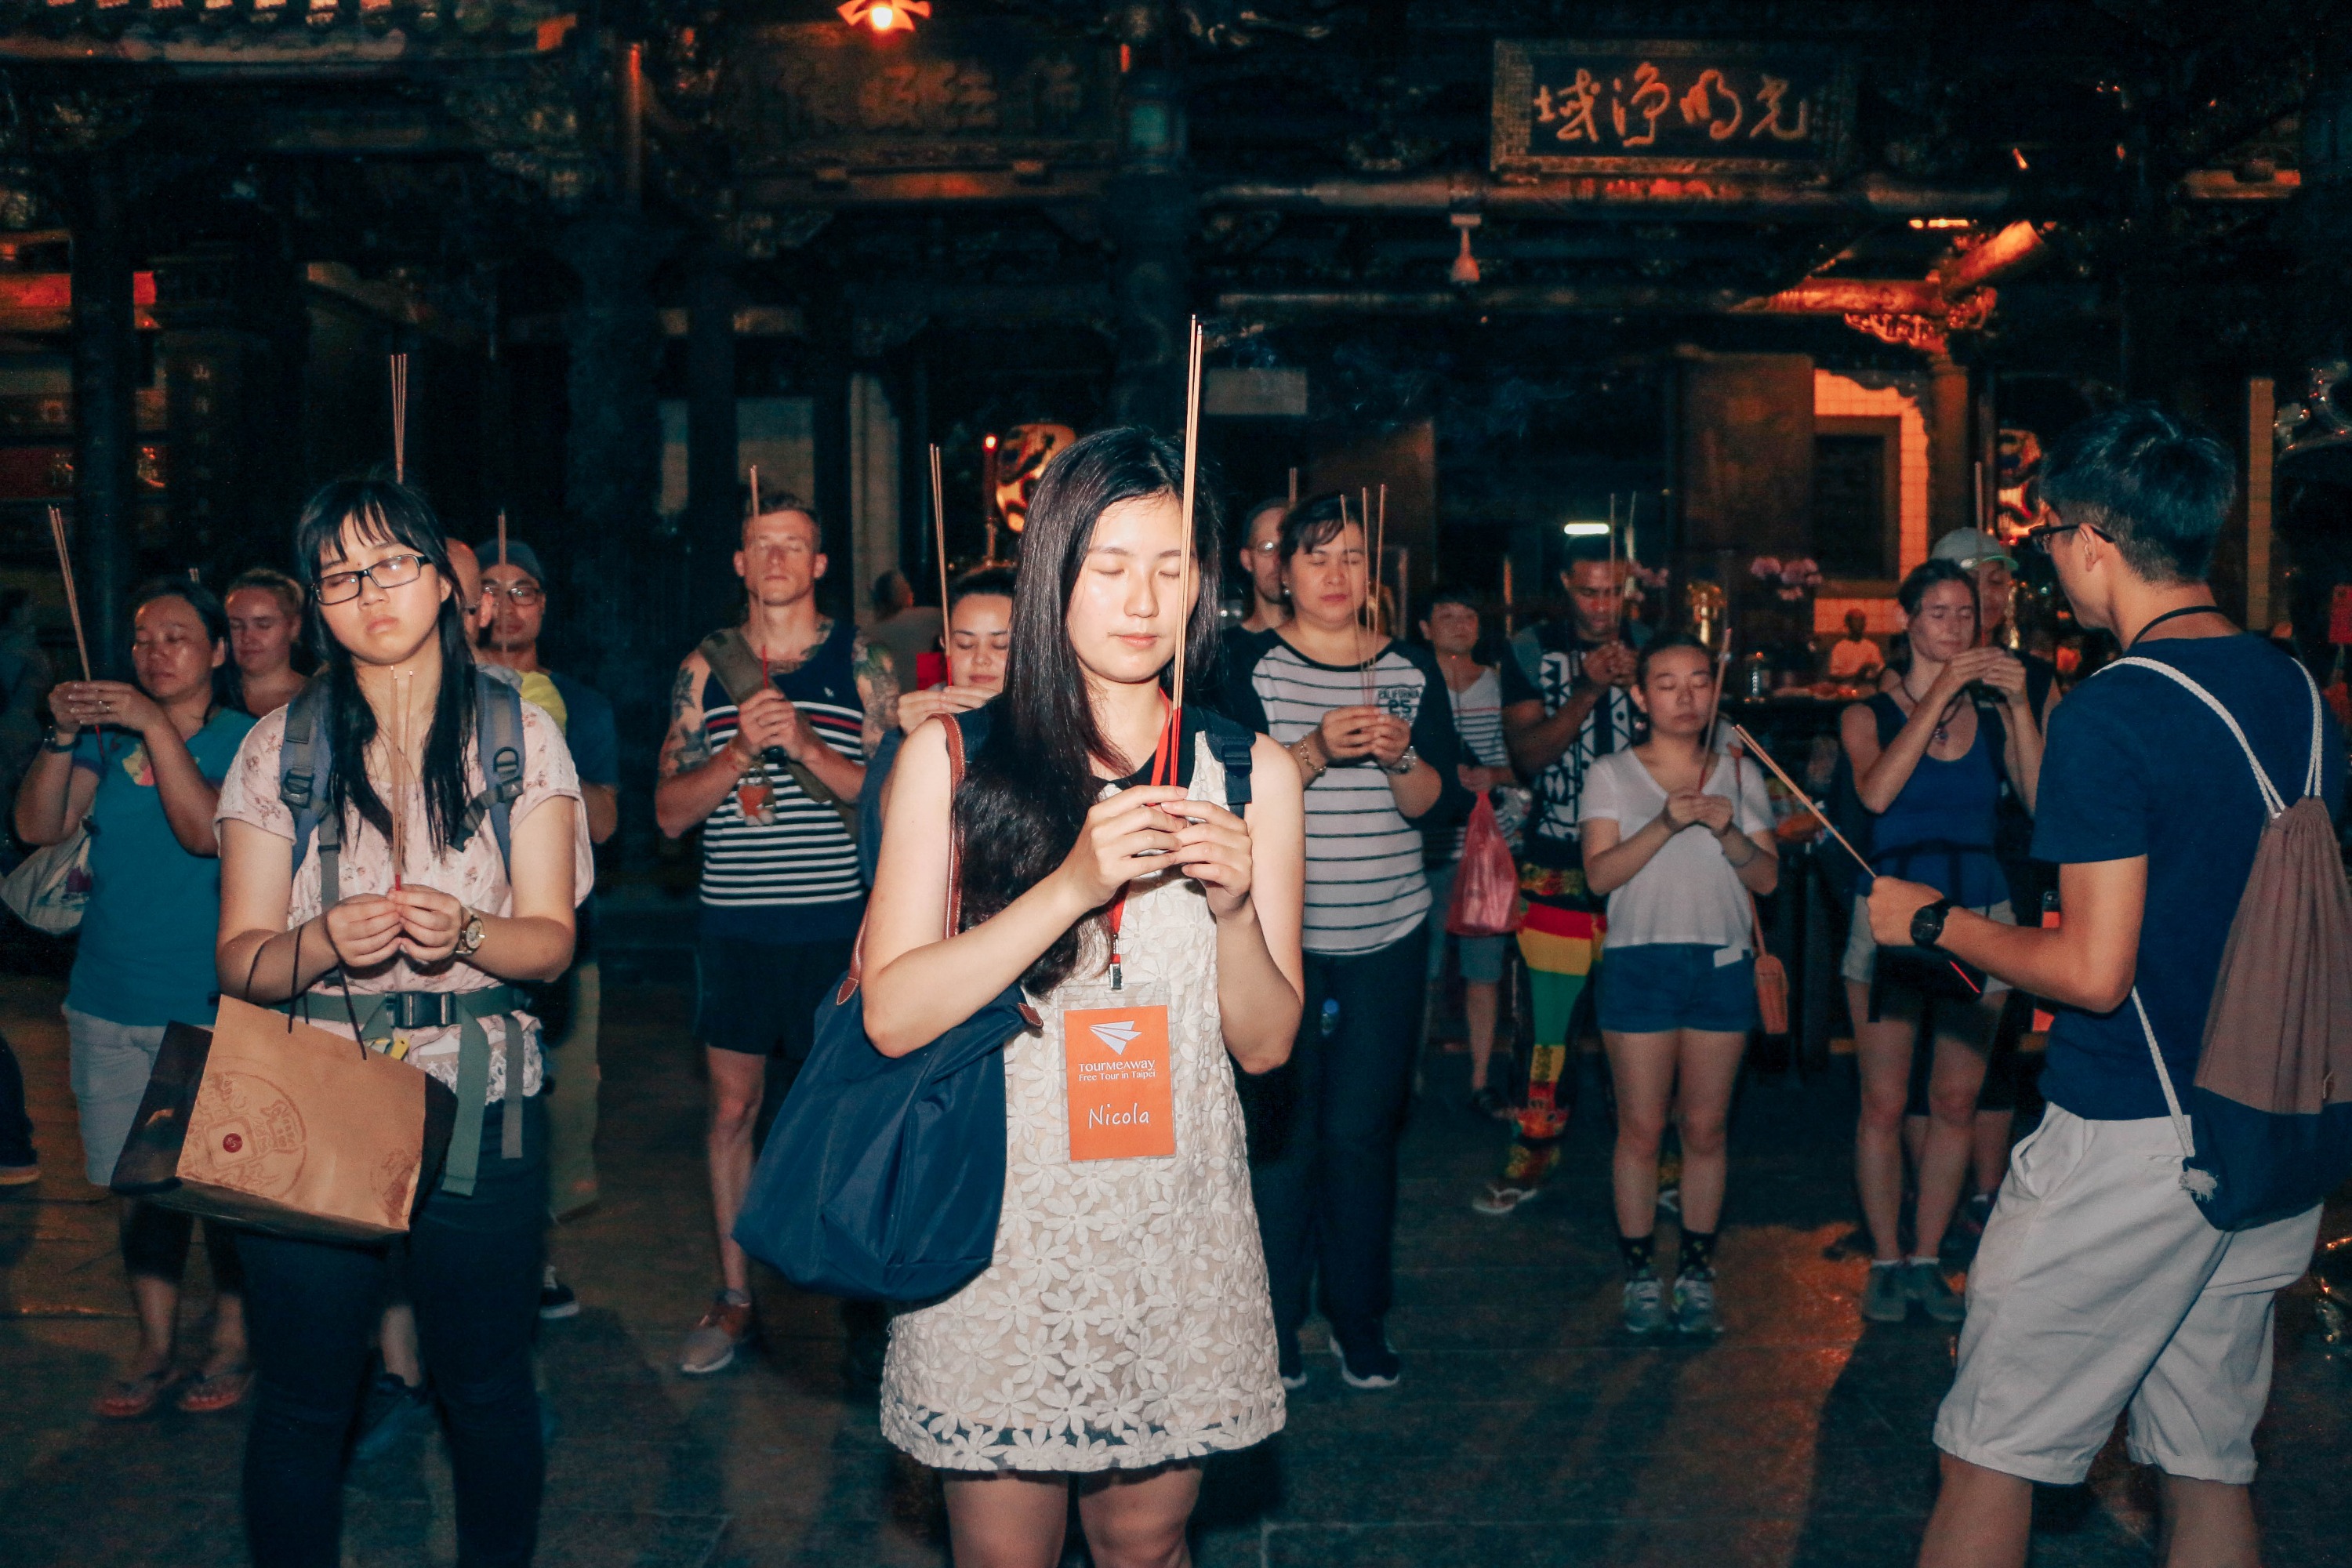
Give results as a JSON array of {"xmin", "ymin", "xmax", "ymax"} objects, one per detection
[{"xmin": 1064, "ymin": 1002, "xmax": 1176, "ymax": 1162}]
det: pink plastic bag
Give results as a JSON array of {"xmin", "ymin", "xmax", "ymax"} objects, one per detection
[{"xmin": 1446, "ymin": 795, "xmax": 1523, "ymax": 938}]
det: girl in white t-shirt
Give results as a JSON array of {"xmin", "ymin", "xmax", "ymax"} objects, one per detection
[{"xmin": 1579, "ymin": 635, "xmax": 1778, "ymax": 1337}]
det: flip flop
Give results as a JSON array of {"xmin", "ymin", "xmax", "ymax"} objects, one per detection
[
  {"xmin": 95, "ymin": 1367, "xmax": 188, "ymax": 1420},
  {"xmin": 174, "ymin": 1368, "xmax": 253, "ymax": 1415}
]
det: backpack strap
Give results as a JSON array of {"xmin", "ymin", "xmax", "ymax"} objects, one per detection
[
  {"xmin": 1198, "ymin": 710, "xmax": 1255, "ymax": 815},
  {"xmin": 456, "ymin": 670, "xmax": 526, "ymax": 868},
  {"xmin": 2103, "ymin": 656, "xmax": 2296, "ymax": 817},
  {"xmin": 2128, "ymin": 985, "xmax": 2219, "ymax": 1200},
  {"xmin": 277, "ymin": 683, "xmax": 343, "ymax": 910}
]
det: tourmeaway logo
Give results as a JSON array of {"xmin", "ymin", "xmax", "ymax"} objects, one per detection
[{"xmin": 1090, "ymin": 1018, "xmax": 1141, "ymax": 1056}]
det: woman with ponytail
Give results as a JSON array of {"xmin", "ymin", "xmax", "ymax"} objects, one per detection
[
  {"xmin": 212, "ymin": 477, "xmax": 591, "ymax": 1568},
  {"xmin": 862, "ymin": 427, "xmax": 1305, "ymax": 1567}
]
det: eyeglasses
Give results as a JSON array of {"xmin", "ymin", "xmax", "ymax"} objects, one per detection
[
  {"xmin": 480, "ymin": 583, "xmax": 544, "ymax": 607},
  {"xmin": 2023, "ymin": 519, "xmax": 2113, "ymax": 556},
  {"xmin": 317, "ymin": 553, "xmax": 430, "ymax": 605}
]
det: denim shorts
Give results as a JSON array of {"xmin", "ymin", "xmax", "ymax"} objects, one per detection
[{"xmin": 1596, "ymin": 943, "xmax": 1757, "ymax": 1035}]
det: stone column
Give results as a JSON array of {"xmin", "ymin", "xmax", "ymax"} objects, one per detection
[
  {"xmin": 685, "ymin": 244, "xmax": 739, "ymax": 629},
  {"xmin": 561, "ymin": 212, "xmax": 670, "ymax": 858},
  {"xmin": 2299, "ymin": 22, "xmax": 2352, "ymax": 363},
  {"xmin": 1103, "ymin": 66, "xmax": 1193, "ymax": 437},
  {"xmin": 70, "ymin": 154, "xmax": 136, "ymax": 677},
  {"xmin": 1926, "ymin": 354, "xmax": 1971, "ymax": 545}
]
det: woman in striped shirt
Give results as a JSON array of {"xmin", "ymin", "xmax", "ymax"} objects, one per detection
[
  {"xmin": 1420, "ymin": 588, "xmax": 1522, "ymax": 1119},
  {"xmin": 1225, "ymin": 493, "xmax": 1468, "ymax": 1391}
]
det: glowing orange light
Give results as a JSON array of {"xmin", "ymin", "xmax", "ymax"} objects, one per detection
[
  {"xmin": 835, "ymin": 0, "xmax": 929, "ymax": 32},
  {"xmin": 983, "ymin": 434, "xmax": 998, "ymax": 450}
]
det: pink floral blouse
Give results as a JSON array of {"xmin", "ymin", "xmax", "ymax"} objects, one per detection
[{"xmin": 214, "ymin": 698, "xmax": 593, "ymax": 1101}]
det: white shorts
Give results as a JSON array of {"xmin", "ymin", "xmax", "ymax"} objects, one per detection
[{"xmin": 1934, "ymin": 1107, "xmax": 2321, "ymax": 1486}]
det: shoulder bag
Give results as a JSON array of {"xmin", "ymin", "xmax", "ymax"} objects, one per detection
[{"xmin": 733, "ymin": 712, "xmax": 1034, "ymax": 1301}]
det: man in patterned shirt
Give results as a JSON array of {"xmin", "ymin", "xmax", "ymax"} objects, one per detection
[
  {"xmin": 655, "ymin": 493, "xmax": 897, "ymax": 1375},
  {"xmin": 1472, "ymin": 545, "xmax": 1643, "ymax": 1214}
]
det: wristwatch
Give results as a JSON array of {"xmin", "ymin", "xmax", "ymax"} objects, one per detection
[
  {"xmin": 40, "ymin": 726, "xmax": 74, "ymax": 753},
  {"xmin": 452, "ymin": 907, "xmax": 487, "ymax": 957},
  {"xmin": 1910, "ymin": 897, "xmax": 1955, "ymax": 950},
  {"xmin": 1380, "ymin": 744, "xmax": 1421, "ymax": 777}
]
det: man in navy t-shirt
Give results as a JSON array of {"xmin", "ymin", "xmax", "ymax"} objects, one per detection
[{"xmin": 1867, "ymin": 405, "xmax": 2341, "ymax": 1568}]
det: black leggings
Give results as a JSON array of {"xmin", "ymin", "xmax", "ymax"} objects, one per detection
[
  {"xmin": 238, "ymin": 1097, "xmax": 546, "ymax": 1568},
  {"xmin": 121, "ymin": 1202, "xmax": 245, "ymax": 1294}
]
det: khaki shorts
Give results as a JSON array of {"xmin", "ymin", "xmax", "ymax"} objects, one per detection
[
  {"xmin": 1934, "ymin": 1106, "xmax": 2322, "ymax": 1486},
  {"xmin": 1843, "ymin": 895, "xmax": 2014, "ymax": 996}
]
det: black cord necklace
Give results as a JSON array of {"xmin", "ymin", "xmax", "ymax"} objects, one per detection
[{"xmin": 1899, "ymin": 673, "xmax": 1966, "ymax": 746}]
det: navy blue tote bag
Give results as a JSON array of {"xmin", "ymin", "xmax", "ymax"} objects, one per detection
[{"xmin": 734, "ymin": 712, "xmax": 1036, "ymax": 1301}]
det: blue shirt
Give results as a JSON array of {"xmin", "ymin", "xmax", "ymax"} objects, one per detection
[
  {"xmin": 66, "ymin": 708, "xmax": 257, "ymax": 1028},
  {"xmin": 546, "ymin": 670, "xmax": 619, "ymax": 789},
  {"xmin": 2032, "ymin": 636, "xmax": 2345, "ymax": 1120}
]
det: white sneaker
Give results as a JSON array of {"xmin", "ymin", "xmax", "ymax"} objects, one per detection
[{"xmin": 1621, "ymin": 1274, "xmax": 1669, "ymax": 1334}]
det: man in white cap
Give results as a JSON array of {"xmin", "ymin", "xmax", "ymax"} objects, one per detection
[{"xmin": 1929, "ymin": 527, "xmax": 2056, "ymax": 725}]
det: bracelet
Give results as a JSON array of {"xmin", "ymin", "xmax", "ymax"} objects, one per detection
[
  {"xmin": 1289, "ymin": 736, "xmax": 1325, "ymax": 781},
  {"xmin": 41, "ymin": 727, "xmax": 74, "ymax": 753}
]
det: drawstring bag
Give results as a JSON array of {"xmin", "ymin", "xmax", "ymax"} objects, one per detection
[
  {"xmin": 2108, "ymin": 656, "xmax": 2352, "ymax": 1231},
  {"xmin": 1446, "ymin": 793, "xmax": 1523, "ymax": 938},
  {"xmin": 733, "ymin": 711, "xmax": 1033, "ymax": 1302}
]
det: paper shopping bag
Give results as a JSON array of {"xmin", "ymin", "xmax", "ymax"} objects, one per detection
[{"xmin": 111, "ymin": 995, "xmax": 457, "ymax": 1243}]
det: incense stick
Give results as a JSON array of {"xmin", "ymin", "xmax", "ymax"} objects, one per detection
[
  {"xmin": 496, "ymin": 508, "xmax": 508, "ymax": 568},
  {"xmin": 929, "ymin": 443, "xmax": 949, "ymax": 647},
  {"xmin": 1342, "ymin": 493, "xmax": 1373, "ymax": 706},
  {"xmin": 1730, "ymin": 723, "xmax": 1871, "ymax": 876},
  {"xmin": 45, "ymin": 506, "xmax": 90, "ymax": 681},
  {"xmin": 1172, "ymin": 318, "xmax": 1204, "ymax": 722},
  {"xmin": 1287, "ymin": 466, "xmax": 1298, "ymax": 510},
  {"xmin": 390, "ymin": 354, "xmax": 409, "ymax": 484},
  {"xmin": 1374, "ymin": 483, "xmax": 1388, "ymax": 639},
  {"xmin": 390, "ymin": 669, "xmax": 412, "ymax": 892},
  {"xmin": 749, "ymin": 463, "xmax": 761, "ymax": 521}
]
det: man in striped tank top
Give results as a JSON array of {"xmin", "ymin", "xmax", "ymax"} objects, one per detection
[{"xmin": 655, "ymin": 494, "xmax": 898, "ymax": 1375}]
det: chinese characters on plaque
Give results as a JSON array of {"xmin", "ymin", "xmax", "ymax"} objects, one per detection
[{"xmin": 1493, "ymin": 42, "xmax": 1853, "ymax": 176}]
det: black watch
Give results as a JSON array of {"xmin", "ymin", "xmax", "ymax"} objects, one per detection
[{"xmin": 1910, "ymin": 897, "xmax": 1955, "ymax": 950}]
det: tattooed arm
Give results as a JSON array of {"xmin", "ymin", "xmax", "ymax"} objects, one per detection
[
  {"xmin": 853, "ymin": 633, "xmax": 902, "ymax": 761},
  {"xmin": 653, "ymin": 651, "xmax": 752, "ymax": 838}
]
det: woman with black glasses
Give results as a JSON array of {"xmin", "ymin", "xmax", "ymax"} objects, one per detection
[{"xmin": 213, "ymin": 477, "xmax": 590, "ymax": 1568}]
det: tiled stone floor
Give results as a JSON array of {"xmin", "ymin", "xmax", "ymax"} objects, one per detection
[{"xmin": 2, "ymin": 971, "xmax": 2346, "ymax": 1566}]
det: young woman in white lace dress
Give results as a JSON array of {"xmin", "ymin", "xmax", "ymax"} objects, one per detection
[{"xmin": 862, "ymin": 428, "xmax": 1305, "ymax": 1567}]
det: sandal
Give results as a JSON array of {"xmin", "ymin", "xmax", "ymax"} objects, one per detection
[
  {"xmin": 175, "ymin": 1367, "xmax": 253, "ymax": 1415},
  {"xmin": 95, "ymin": 1366, "xmax": 188, "ymax": 1420}
]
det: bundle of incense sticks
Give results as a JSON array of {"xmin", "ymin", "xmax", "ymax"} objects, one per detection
[
  {"xmin": 1374, "ymin": 483, "xmax": 1388, "ymax": 639},
  {"xmin": 390, "ymin": 354, "xmax": 409, "ymax": 484},
  {"xmin": 929, "ymin": 444, "xmax": 949, "ymax": 633},
  {"xmin": 1166, "ymin": 317, "xmax": 1205, "ymax": 774},
  {"xmin": 1341, "ymin": 493, "xmax": 1373, "ymax": 706},
  {"xmin": 749, "ymin": 463, "xmax": 761, "ymax": 520},
  {"xmin": 496, "ymin": 508, "xmax": 508, "ymax": 568},
  {"xmin": 45, "ymin": 506, "xmax": 90, "ymax": 682},
  {"xmin": 390, "ymin": 669, "xmax": 413, "ymax": 891}
]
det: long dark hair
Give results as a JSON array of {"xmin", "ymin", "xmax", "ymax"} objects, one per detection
[
  {"xmin": 291, "ymin": 477, "xmax": 479, "ymax": 855},
  {"xmin": 953, "ymin": 427, "xmax": 1223, "ymax": 993},
  {"xmin": 129, "ymin": 578, "xmax": 234, "ymax": 713}
]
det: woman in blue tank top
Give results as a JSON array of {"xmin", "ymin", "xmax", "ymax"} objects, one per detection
[{"xmin": 1838, "ymin": 559, "xmax": 2043, "ymax": 1327}]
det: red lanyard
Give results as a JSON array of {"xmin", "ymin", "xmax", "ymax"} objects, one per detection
[{"xmin": 1105, "ymin": 698, "xmax": 1181, "ymax": 990}]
